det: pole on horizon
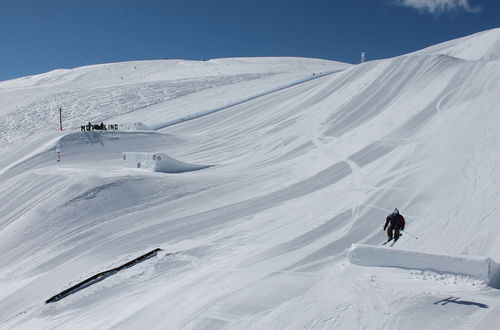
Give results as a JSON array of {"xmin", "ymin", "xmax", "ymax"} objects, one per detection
[
  {"xmin": 59, "ymin": 107, "xmax": 63, "ymax": 131},
  {"xmin": 361, "ymin": 52, "xmax": 365, "ymax": 63}
]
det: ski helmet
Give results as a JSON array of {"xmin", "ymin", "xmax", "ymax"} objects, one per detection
[{"xmin": 393, "ymin": 208, "xmax": 399, "ymax": 214}]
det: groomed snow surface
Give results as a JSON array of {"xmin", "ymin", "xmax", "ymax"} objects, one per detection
[{"xmin": 1, "ymin": 28, "xmax": 500, "ymax": 329}]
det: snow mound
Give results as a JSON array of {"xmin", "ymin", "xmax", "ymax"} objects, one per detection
[
  {"xmin": 348, "ymin": 244, "xmax": 500, "ymax": 288},
  {"xmin": 122, "ymin": 152, "xmax": 210, "ymax": 173}
]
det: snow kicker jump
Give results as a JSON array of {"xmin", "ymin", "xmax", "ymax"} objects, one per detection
[
  {"xmin": 348, "ymin": 244, "xmax": 500, "ymax": 288},
  {"xmin": 122, "ymin": 152, "xmax": 211, "ymax": 173}
]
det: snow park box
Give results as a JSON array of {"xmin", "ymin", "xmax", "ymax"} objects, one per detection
[
  {"xmin": 348, "ymin": 244, "xmax": 500, "ymax": 288},
  {"xmin": 122, "ymin": 152, "xmax": 210, "ymax": 173}
]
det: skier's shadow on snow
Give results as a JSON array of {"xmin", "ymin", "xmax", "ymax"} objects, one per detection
[{"xmin": 434, "ymin": 297, "xmax": 488, "ymax": 309}]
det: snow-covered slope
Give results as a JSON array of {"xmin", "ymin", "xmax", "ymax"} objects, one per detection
[
  {"xmin": 412, "ymin": 27, "xmax": 500, "ymax": 61},
  {"xmin": 0, "ymin": 57, "xmax": 347, "ymax": 148},
  {"xmin": 1, "ymin": 29, "xmax": 500, "ymax": 329}
]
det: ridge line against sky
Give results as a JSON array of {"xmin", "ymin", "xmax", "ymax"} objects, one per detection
[{"xmin": 0, "ymin": 0, "xmax": 498, "ymax": 81}]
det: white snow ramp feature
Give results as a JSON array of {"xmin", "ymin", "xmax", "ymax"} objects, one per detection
[
  {"xmin": 122, "ymin": 152, "xmax": 210, "ymax": 173},
  {"xmin": 348, "ymin": 244, "xmax": 500, "ymax": 287}
]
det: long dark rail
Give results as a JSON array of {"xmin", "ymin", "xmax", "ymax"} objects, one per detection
[{"xmin": 46, "ymin": 248, "xmax": 163, "ymax": 303}]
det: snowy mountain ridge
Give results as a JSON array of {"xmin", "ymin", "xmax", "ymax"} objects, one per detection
[
  {"xmin": 1, "ymin": 29, "xmax": 500, "ymax": 329},
  {"xmin": 411, "ymin": 27, "xmax": 500, "ymax": 61},
  {"xmin": 0, "ymin": 57, "xmax": 349, "ymax": 149}
]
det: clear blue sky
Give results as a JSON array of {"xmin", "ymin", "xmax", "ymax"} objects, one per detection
[{"xmin": 1, "ymin": 0, "xmax": 498, "ymax": 81}]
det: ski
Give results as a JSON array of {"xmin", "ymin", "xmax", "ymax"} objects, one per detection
[
  {"xmin": 382, "ymin": 238, "xmax": 394, "ymax": 245},
  {"xmin": 390, "ymin": 234, "xmax": 402, "ymax": 247}
]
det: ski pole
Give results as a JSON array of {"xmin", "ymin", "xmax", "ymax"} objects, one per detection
[{"xmin": 401, "ymin": 230, "xmax": 418, "ymax": 239}]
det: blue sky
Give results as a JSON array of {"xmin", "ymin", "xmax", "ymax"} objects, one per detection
[{"xmin": 1, "ymin": 0, "xmax": 498, "ymax": 81}]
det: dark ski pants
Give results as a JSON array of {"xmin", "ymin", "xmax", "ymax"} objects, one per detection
[{"xmin": 387, "ymin": 224, "xmax": 401, "ymax": 241}]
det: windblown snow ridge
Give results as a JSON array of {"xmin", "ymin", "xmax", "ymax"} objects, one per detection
[{"xmin": 348, "ymin": 244, "xmax": 500, "ymax": 288}]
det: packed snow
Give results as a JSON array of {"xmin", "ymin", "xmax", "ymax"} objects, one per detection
[
  {"xmin": 1, "ymin": 28, "xmax": 500, "ymax": 329},
  {"xmin": 348, "ymin": 244, "xmax": 500, "ymax": 288}
]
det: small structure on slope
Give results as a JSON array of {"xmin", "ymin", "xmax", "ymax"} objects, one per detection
[
  {"xmin": 122, "ymin": 152, "xmax": 211, "ymax": 173},
  {"xmin": 348, "ymin": 244, "xmax": 500, "ymax": 288}
]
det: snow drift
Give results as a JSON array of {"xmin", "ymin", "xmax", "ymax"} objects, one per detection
[
  {"xmin": 348, "ymin": 244, "xmax": 500, "ymax": 288},
  {"xmin": 122, "ymin": 152, "xmax": 210, "ymax": 173}
]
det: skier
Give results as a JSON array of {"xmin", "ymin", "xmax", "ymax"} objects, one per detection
[{"xmin": 383, "ymin": 208, "xmax": 405, "ymax": 242}]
